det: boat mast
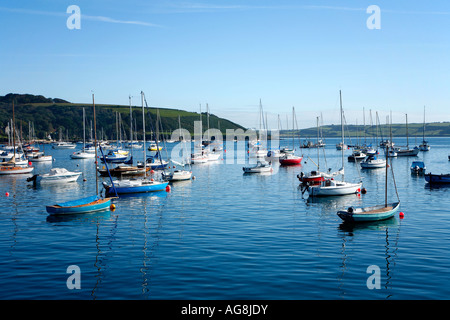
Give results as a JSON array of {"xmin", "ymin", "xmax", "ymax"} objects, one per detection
[
  {"xmin": 129, "ymin": 95, "xmax": 133, "ymax": 159},
  {"xmin": 422, "ymin": 106, "xmax": 426, "ymax": 143},
  {"xmin": 83, "ymin": 107, "xmax": 86, "ymax": 151},
  {"xmin": 385, "ymin": 113, "xmax": 392, "ymax": 208},
  {"xmin": 292, "ymin": 106, "xmax": 294, "ymax": 150},
  {"xmin": 141, "ymin": 91, "xmax": 146, "ymax": 178},
  {"xmin": 406, "ymin": 113, "xmax": 409, "ymax": 149},
  {"xmin": 92, "ymin": 93, "xmax": 98, "ymax": 196},
  {"xmin": 340, "ymin": 90, "xmax": 344, "ymax": 181},
  {"xmin": 12, "ymin": 99, "xmax": 16, "ymax": 162},
  {"xmin": 316, "ymin": 116, "xmax": 320, "ymax": 170}
]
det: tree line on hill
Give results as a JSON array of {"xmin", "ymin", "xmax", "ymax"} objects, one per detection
[{"xmin": 0, "ymin": 94, "xmax": 245, "ymax": 142}]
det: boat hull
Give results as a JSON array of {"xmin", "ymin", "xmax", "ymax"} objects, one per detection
[
  {"xmin": 29, "ymin": 156, "xmax": 52, "ymax": 162},
  {"xmin": 360, "ymin": 160, "xmax": 386, "ymax": 169},
  {"xmin": 395, "ymin": 148, "xmax": 419, "ymax": 157},
  {"xmin": 243, "ymin": 167, "xmax": 272, "ymax": 173},
  {"xmin": 0, "ymin": 166, "xmax": 34, "ymax": 175},
  {"xmin": 46, "ymin": 196, "xmax": 111, "ymax": 215},
  {"xmin": 36, "ymin": 172, "xmax": 82, "ymax": 184},
  {"xmin": 168, "ymin": 171, "xmax": 192, "ymax": 181},
  {"xmin": 105, "ymin": 180, "xmax": 169, "ymax": 196},
  {"xmin": 337, "ymin": 202, "xmax": 400, "ymax": 222},
  {"xmin": 70, "ymin": 152, "xmax": 95, "ymax": 159},
  {"xmin": 425, "ymin": 173, "xmax": 450, "ymax": 184},
  {"xmin": 279, "ymin": 156, "xmax": 303, "ymax": 166},
  {"xmin": 308, "ymin": 182, "xmax": 362, "ymax": 197}
]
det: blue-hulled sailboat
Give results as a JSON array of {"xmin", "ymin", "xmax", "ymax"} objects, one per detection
[
  {"xmin": 46, "ymin": 94, "xmax": 117, "ymax": 215},
  {"xmin": 102, "ymin": 91, "xmax": 169, "ymax": 197}
]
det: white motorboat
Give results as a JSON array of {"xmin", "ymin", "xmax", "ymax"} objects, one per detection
[
  {"xmin": 27, "ymin": 168, "xmax": 81, "ymax": 184},
  {"xmin": 205, "ymin": 151, "xmax": 221, "ymax": 161},
  {"xmin": 243, "ymin": 161, "xmax": 273, "ymax": 173},
  {"xmin": 410, "ymin": 160, "xmax": 426, "ymax": 175},
  {"xmin": 164, "ymin": 169, "xmax": 192, "ymax": 181},
  {"xmin": 419, "ymin": 142, "xmax": 430, "ymax": 152},
  {"xmin": 52, "ymin": 142, "xmax": 76, "ymax": 149},
  {"xmin": 70, "ymin": 150, "xmax": 96, "ymax": 159},
  {"xmin": 308, "ymin": 179, "xmax": 362, "ymax": 197},
  {"xmin": 191, "ymin": 153, "xmax": 208, "ymax": 164},
  {"xmin": 28, "ymin": 152, "xmax": 52, "ymax": 162},
  {"xmin": 361, "ymin": 154, "xmax": 386, "ymax": 169},
  {"xmin": 347, "ymin": 149, "xmax": 366, "ymax": 162}
]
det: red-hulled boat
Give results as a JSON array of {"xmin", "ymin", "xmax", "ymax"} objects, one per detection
[
  {"xmin": 297, "ymin": 170, "xmax": 326, "ymax": 185},
  {"xmin": 279, "ymin": 154, "xmax": 303, "ymax": 166}
]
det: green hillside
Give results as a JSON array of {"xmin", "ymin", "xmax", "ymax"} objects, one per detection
[
  {"xmin": 0, "ymin": 93, "xmax": 245, "ymax": 142},
  {"xmin": 282, "ymin": 122, "xmax": 450, "ymax": 139}
]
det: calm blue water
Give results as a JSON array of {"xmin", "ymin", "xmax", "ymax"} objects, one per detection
[{"xmin": 1, "ymin": 137, "xmax": 450, "ymax": 300}]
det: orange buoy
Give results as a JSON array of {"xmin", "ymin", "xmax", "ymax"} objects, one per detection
[
  {"xmin": 110, "ymin": 204, "xmax": 116, "ymax": 210},
  {"xmin": 166, "ymin": 185, "xmax": 171, "ymax": 192},
  {"xmin": 399, "ymin": 212, "xmax": 404, "ymax": 219},
  {"xmin": 5, "ymin": 192, "xmax": 9, "ymax": 197}
]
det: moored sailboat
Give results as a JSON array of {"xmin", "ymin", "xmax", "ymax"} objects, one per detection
[
  {"xmin": 337, "ymin": 144, "xmax": 400, "ymax": 223},
  {"xmin": 102, "ymin": 91, "xmax": 169, "ymax": 197},
  {"xmin": 0, "ymin": 100, "xmax": 34, "ymax": 175},
  {"xmin": 306, "ymin": 91, "xmax": 362, "ymax": 197},
  {"xmin": 46, "ymin": 93, "xmax": 116, "ymax": 215},
  {"xmin": 419, "ymin": 106, "xmax": 430, "ymax": 151}
]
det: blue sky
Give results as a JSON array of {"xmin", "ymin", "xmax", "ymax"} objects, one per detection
[{"xmin": 1, "ymin": 0, "xmax": 449, "ymax": 129}]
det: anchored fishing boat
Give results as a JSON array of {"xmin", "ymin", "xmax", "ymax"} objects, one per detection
[{"xmin": 410, "ymin": 161, "xmax": 426, "ymax": 175}]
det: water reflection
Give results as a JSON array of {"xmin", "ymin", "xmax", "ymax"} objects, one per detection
[
  {"xmin": 46, "ymin": 210, "xmax": 112, "ymax": 224},
  {"xmin": 337, "ymin": 218, "xmax": 401, "ymax": 299}
]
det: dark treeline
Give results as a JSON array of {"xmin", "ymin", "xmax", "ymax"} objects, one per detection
[{"xmin": 0, "ymin": 94, "xmax": 245, "ymax": 141}]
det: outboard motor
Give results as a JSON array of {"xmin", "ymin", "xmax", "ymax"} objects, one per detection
[{"xmin": 27, "ymin": 174, "xmax": 39, "ymax": 183}]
